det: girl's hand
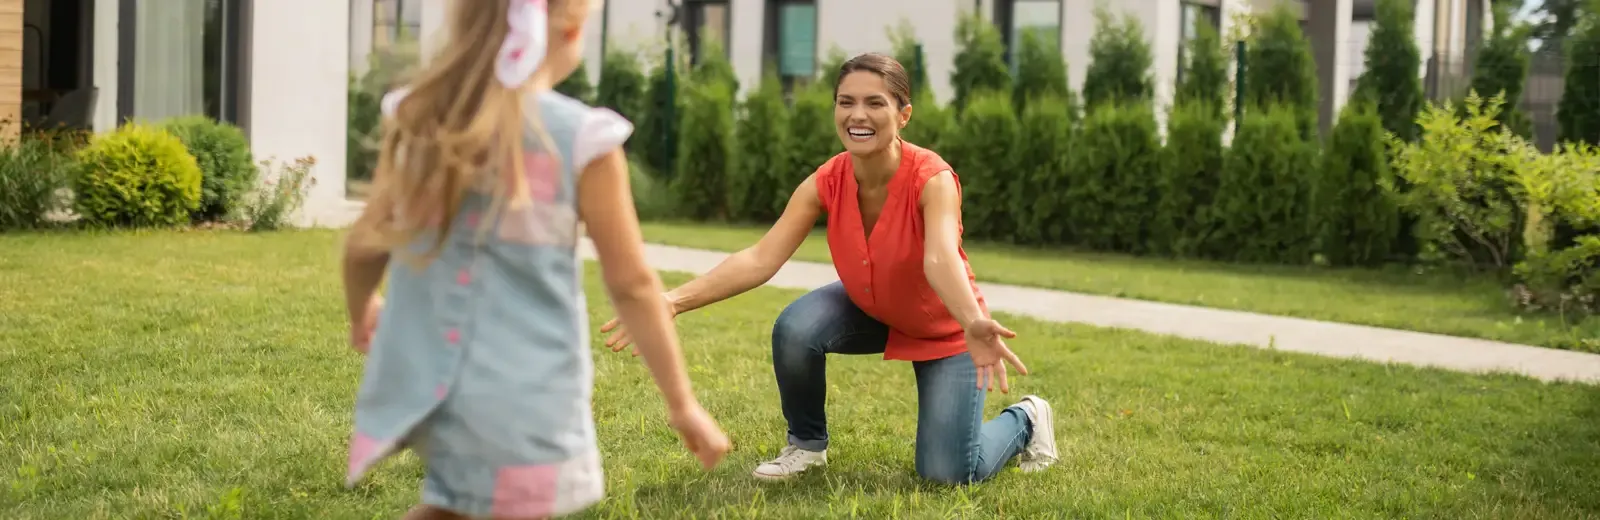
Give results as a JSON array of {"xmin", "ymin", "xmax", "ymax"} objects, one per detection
[
  {"xmin": 599, "ymin": 292, "xmax": 677, "ymax": 356},
  {"xmin": 669, "ymin": 403, "xmax": 731, "ymax": 470},
  {"xmin": 964, "ymin": 318, "xmax": 1028, "ymax": 393},
  {"xmin": 351, "ymin": 295, "xmax": 384, "ymax": 355}
]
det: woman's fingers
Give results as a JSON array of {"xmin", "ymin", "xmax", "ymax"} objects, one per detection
[
  {"xmin": 1002, "ymin": 346, "xmax": 1029, "ymax": 376},
  {"xmin": 607, "ymin": 330, "xmax": 632, "ymax": 351},
  {"xmin": 599, "ymin": 317, "xmax": 620, "ymax": 333},
  {"xmin": 995, "ymin": 322, "xmax": 1018, "ymax": 339},
  {"xmin": 995, "ymin": 362, "xmax": 1010, "ymax": 394}
]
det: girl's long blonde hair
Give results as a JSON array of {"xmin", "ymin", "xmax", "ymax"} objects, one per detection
[{"xmin": 354, "ymin": 1, "xmax": 574, "ymax": 266}]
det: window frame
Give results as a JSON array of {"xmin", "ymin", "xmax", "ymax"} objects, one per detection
[{"xmin": 762, "ymin": 0, "xmax": 819, "ymax": 91}]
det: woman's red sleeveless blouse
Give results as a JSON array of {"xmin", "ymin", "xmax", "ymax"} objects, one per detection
[{"xmin": 813, "ymin": 140, "xmax": 987, "ymax": 362}]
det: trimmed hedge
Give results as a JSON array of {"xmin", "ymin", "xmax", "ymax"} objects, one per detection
[
  {"xmin": 1065, "ymin": 100, "xmax": 1160, "ymax": 254},
  {"xmin": 1316, "ymin": 100, "xmax": 1400, "ymax": 267},
  {"xmin": 1211, "ymin": 104, "xmax": 1318, "ymax": 264},
  {"xmin": 162, "ymin": 115, "xmax": 256, "ymax": 222},
  {"xmin": 670, "ymin": 79, "xmax": 735, "ymax": 220},
  {"xmin": 1013, "ymin": 93, "xmax": 1075, "ymax": 245},
  {"xmin": 1154, "ymin": 100, "xmax": 1226, "ymax": 257},
  {"xmin": 74, "ymin": 123, "xmax": 204, "ymax": 228},
  {"xmin": 728, "ymin": 70, "xmax": 789, "ymax": 222},
  {"xmin": 943, "ymin": 90, "xmax": 1020, "ymax": 241}
]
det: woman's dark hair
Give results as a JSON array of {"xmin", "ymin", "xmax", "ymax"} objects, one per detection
[{"xmin": 833, "ymin": 52, "xmax": 913, "ymax": 108}]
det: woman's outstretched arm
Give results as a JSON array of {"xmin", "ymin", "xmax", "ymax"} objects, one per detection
[{"xmin": 601, "ymin": 174, "xmax": 822, "ymax": 352}]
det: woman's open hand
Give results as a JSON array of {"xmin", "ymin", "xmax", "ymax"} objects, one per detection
[
  {"xmin": 964, "ymin": 318, "xmax": 1028, "ymax": 393},
  {"xmin": 599, "ymin": 292, "xmax": 678, "ymax": 356}
]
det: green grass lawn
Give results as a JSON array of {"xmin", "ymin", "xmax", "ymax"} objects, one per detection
[
  {"xmin": 640, "ymin": 221, "xmax": 1600, "ymax": 352},
  {"xmin": 5, "ymin": 230, "xmax": 1600, "ymax": 518}
]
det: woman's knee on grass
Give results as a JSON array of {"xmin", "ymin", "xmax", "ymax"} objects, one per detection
[{"xmin": 916, "ymin": 454, "xmax": 976, "ymax": 486}]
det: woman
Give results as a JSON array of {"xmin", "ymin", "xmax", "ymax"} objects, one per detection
[{"xmin": 599, "ymin": 52, "xmax": 1057, "ymax": 485}]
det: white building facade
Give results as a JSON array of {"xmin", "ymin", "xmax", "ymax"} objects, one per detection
[{"xmin": 20, "ymin": 0, "xmax": 354, "ymax": 226}]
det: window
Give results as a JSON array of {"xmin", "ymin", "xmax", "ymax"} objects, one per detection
[
  {"xmin": 120, "ymin": 0, "xmax": 247, "ymax": 124},
  {"xmin": 684, "ymin": 0, "xmax": 732, "ymax": 66},
  {"xmin": 1176, "ymin": 1, "xmax": 1221, "ymax": 84},
  {"xmin": 372, "ymin": 0, "xmax": 422, "ymax": 48},
  {"xmin": 994, "ymin": 0, "xmax": 1062, "ymax": 69},
  {"xmin": 764, "ymin": 0, "xmax": 818, "ymax": 89}
]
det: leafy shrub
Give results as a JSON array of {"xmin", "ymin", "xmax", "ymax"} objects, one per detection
[
  {"xmin": 901, "ymin": 91, "xmax": 956, "ymax": 152},
  {"xmin": 1509, "ymin": 140, "xmax": 1600, "ymax": 314},
  {"xmin": 728, "ymin": 70, "xmax": 790, "ymax": 222},
  {"xmin": 1013, "ymin": 93, "xmax": 1075, "ymax": 245},
  {"xmin": 784, "ymin": 80, "xmax": 841, "ymax": 201},
  {"xmin": 0, "ymin": 137, "xmax": 73, "ymax": 231},
  {"xmin": 162, "ymin": 116, "xmax": 257, "ymax": 222},
  {"xmin": 1081, "ymin": 6, "xmax": 1154, "ymax": 110},
  {"xmin": 1065, "ymin": 100, "xmax": 1161, "ymax": 253},
  {"xmin": 942, "ymin": 91, "xmax": 1020, "ymax": 241},
  {"xmin": 1153, "ymin": 100, "xmax": 1226, "ymax": 257},
  {"xmin": 949, "ymin": 10, "xmax": 1010, "ymax": 113},
  {"xmin": 1243, "ymin": 5, "xmax": 1318, "ymax": 137},
  {"xmin": 671, "ymin": 79, "xmax": 734, "ymax": 220},
  {"xmin": 596, "ymin": 49, "xmax": 648, "ymax": 133},
  {"xmin": 635, "ymin": 54, "xmax": 679, "ymax": 179},
  {"xmin": 1013, "ymin": 29, "xmax": 1073, "ymax": 115},
  {"xmin": 1352, "ymin": 0, "xmax": 1425, "ymax": 142},
  {"xmin": 887, "ymin": 19, "xmax": 933, "ymax": 101},
  {"xmin": 1386, "ymin": 94, "xmax": 1528, "ymax": 270},
  {"xmin": 1469, "ymin": 1, "xmax": 1534, "ymax": 138},
  {"xmin": 73, "ymin": 123, "xmax": 203, "ymax": 228},
  {"xmin": 236, "ymin": 156, "xmax": 316, "ymax": 232},
  {"xmin": 629, "ymin": 160, "xmax": 674, "ymax": 221},
  {"xmin": 1558, "ymin": 0, "xmax": 1600, "ymax": 146},
  {"xmin": 347, "ymin": 76, "xmax": 382, "ymax": 183},
  {"xmin": 1210, "ymin": 104, "xmax": 1317, "ymax": 263},
  {"xmin": 1175, "ymin": 14, "xmax": 1229, "ymax": 119},
  {"xmin": 1315, "ymin": 100, "xmax": 1400, "ymax": 267},
  {"xmin": 554, "ymin": 62, "xmax": 595, "ymax": 104},
  {"xmin": 690, "ymin": 40, "xmax": 740, "ymax": 96}
]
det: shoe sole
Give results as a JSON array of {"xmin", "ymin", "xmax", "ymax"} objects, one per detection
[
  {"xmin": 1019, "ymin": 395, "xmax": 1058, "ymax": 472},
  {"xmin": 751, "ymin": 456, "xmax": 827, "ymax": 482}
]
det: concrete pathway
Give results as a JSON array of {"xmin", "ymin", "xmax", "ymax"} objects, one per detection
[{"xmin": 579, "ymin": 240, "xmax": 1600, "ymax": 385}]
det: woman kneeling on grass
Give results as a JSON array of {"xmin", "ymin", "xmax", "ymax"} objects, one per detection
[{"xmin": 599, "ymin": 52, "xmax": 1058, "ymax": 485}]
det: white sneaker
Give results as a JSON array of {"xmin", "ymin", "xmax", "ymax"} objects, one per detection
[
  {"xmin": 752, "ymin": 445, "xmax": 827, "ymax": 481},
  {"xmin": 1014, "ymin": 395, "xmax": 1059, "ymax": 472}
]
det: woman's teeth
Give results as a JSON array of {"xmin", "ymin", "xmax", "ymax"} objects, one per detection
[{"xmin": 847, "ymin": 128, "xmax": 875, "ymax": 141}]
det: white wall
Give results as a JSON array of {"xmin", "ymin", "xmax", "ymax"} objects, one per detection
[
  {"xmin": 91, "ymin": 0, "xmax": 118, "ymax": 133},
  {"xmin": 250, "ymin": 0, "xmax": 352, "ymax": 225}
]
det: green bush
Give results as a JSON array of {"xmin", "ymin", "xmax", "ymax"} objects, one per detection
[
  {"xmin": 671, "ymin": 79, "xmax": 734, "ymax": 220},
  {"xmin": 1469, "ymin": 2, "xmax": 1534, "ymax": 138},
  {"xmin": 635, "ymin": 54, "xmax": 679, "ymax": 179},
  {"xmin": 596, "ymin": 49, "xmax": 648, "ymax": 133},
  {"xmin": 950, "ymin": 10, "xmax": 1010, "ymax": 113},
  {"xmin": 236, "ymin": 156, "xmax": 316, "ymax": 232},
  {"xmin": 0, "ymin": 137, "xmax": 74, "ymax": 231},
  {"xmin": 1352, "ymin": 0, "xmax": 1425, "ymax": 142},
  {"xmin": 1315, "ymin": 100, "xmax": 1400, "ymax": 267},
  {"xmin": 728, "ymin": 70, "xmax": 790, "ymax": 223},
  {"xmin": 629, "ymin": 160, "xmax": 674, "ymax": 221},
  {"xmin": 1013, "ymin": 29, "xmax": 1073, "ymax": 116},
  {"xmin": 162, "ymin": 115, "xmax": 257, "ymax": 222},
  {"xmin": 1510, "ymin": 141, "xmax": 1600, "ymax": 316},
  {"xmin": 785, "ymin": 79, "xmax": 840, "ymax": 196},
  {"xmin": 1065, "ymin": 100, "xmax": 1160, "ymax": 253},
  {"xmin": 1175, "ymin": 14, "xmax": 1229, "ymax": 120},
  {"xmin": 554, "ymin": 62, "xmax": 595, "ymax": 104},
  {"xmin": 902, "ymin": 92, "xmax": 956, "ymax": 152},
  {"xmin": 690, "ymin": 40, "xmax": 740, "ymax": 96},
  {"xmin": 1386, "ymin": 94, "xmax": 1543, "ymax": 271},
  {"xmin": 944, "ymin": 91, "xmax": 1020, "ymax": 241},
  {"xmin": 1210, "ymin": 104, "xmax": 1317, "ymax": 263},
  {"xmin": 1153, "ymin": 100, "xmax": 1226, "ymax": 257},
  {"xmin": 1244, "ymin": 5, "xmax": 1318, "ymax": 137},
  {"xmin": 1081, "ymin": 6, "xmax": 1154, "ymax": 110},
  {"xmin": 73, "ymin": 123, "xmax": 203, "ymax": 228},
  {"xmin": 1013, "ymin": 93, "xmax": 1075, "ymax": 245},
  {"xmin": 1558, "ymin": 0, "xmax": 1600, "ymax": 146},
  {"xmin": 347, "ymin": 75, "xmax": 382, "ymax": 183},
  {"xmin": 887, "ymin": 19, "xmax": 933, "ymax": 101}
]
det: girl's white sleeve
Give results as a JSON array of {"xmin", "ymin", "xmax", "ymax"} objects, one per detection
[{"xmin": 572, "ymin": 108, "xmax": 635, "ymax": 171}]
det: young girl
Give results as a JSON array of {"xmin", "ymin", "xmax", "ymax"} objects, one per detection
[{"xmin": 339, "ymin": 1, "xmax": 730, "ymax": 518}]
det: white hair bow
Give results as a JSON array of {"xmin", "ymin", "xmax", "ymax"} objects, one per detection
[{"xmin": 381, "ymin": 0, "xmax": 548, "ymax": 117}]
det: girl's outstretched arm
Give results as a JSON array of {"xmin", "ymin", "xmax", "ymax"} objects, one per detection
[
  {"xmin": 577, "ymin": 147, "xmax": 729, "ymax": 469},
  {"xmin": 343, "ymin": 205, "xmax": 392, "ymax": 353}
]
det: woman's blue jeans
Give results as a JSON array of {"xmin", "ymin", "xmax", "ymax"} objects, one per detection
[{"xmin": 770, "ymin": 281, "xmax": 1033, "ymax": 485}]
